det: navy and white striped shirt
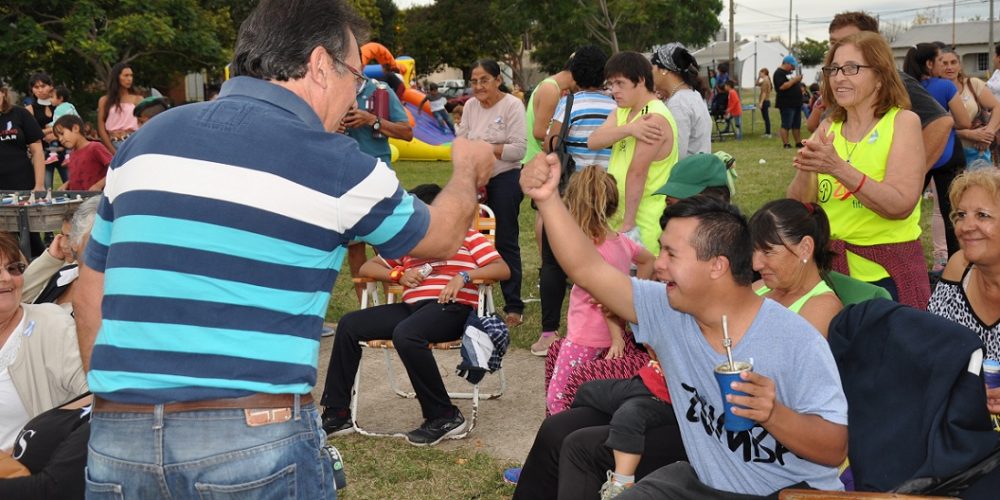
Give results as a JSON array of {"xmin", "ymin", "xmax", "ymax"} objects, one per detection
[
  {"xmin": 552, "ymin": 91, "xmax": 616, "ymax": 170},
  {"xmin": 84, "ymin": 77, "xmax": 429, "ymax": 403}
]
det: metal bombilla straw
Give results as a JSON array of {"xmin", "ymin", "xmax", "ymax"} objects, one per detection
[{"xmin": 722, "ymin": 314, "xmax": 734, "ymax": 371}]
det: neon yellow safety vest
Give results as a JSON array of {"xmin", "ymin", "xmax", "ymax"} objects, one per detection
[
  {"xmin": 607, "ymin": 98, "xmax": 679, "ymax": 255},
  {"xmin": 820, "ymin": 107, "xmax": 922, "ymax": 282}
]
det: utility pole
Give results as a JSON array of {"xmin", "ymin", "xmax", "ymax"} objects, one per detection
[
  {"xmin": 729, "ymin": 0, "xmax": 735, "ymax": 84},
  {"xmin": 953, "ymin": 0, "xmax": 957, "ymax": 47},
  {"xmin": 987, "ymin": 0, "xmax": 996, "ymax": 68},
  {"xmin": 796, "ymin": 15, "xmax": 800, "ymax": 46},
  {"xmin": 788, "ymin": 0, "xmax": 793, "ymax": 49}
]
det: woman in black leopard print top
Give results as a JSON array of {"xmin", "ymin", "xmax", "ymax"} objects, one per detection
[{"xmin": 928, "ymin": 168, "xmax": 1000, "ymax": 415}]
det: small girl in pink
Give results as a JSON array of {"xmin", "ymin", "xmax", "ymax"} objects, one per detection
[{"xmin": 546, "ymin": 166, "xmax": 654, "ymax": 415}]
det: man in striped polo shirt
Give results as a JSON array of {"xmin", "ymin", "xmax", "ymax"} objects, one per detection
[{"xmin": 73, "ymin": 1, "xmax": 493, "ymax": 498}]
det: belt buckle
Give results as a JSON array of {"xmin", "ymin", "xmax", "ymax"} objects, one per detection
[{"xmin": 244, "ymin": 407, "xmax": 292, "ymax": 427}]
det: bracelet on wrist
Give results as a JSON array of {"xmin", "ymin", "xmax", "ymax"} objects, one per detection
[
  {"xmin": 852, "ymin": 174, "xmax": 868, "ymax": 194},
  {"xmin": 389, "ymin": 266, "xmax": 404, "ymax": 282},
  {"xmin": 458, "ymin": 271, "xmax": 471, "ymax": 284}
]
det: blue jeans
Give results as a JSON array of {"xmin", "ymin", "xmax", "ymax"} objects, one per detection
[{"xmin": 86, "ymin": 402, "xmax": 335, "ymax": 499}]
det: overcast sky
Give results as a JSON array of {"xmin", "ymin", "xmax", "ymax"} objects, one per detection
[{"xmin": 392, "ymin": 0, "xmax": 996, "ymax": 43}]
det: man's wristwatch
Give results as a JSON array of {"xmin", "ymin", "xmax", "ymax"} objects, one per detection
[
  {"xmin": 372, "ymin": 117, "xmax": 382, "ymax": 131},
  {"xmin": 458, "ymin": 271, "xmax": 471, "ymax": 284}
]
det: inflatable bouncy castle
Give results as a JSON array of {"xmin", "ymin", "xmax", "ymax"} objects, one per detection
[{"xmin": 362, "ymin": 43, "xmax": 454, "ymax": 161}]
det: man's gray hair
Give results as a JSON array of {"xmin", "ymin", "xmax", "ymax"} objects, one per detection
[
  {"xmin": 69, "ymin": 196, "xmax": 101, "ymax": 250},
  {"xmin": 232, "ymin": 0, "xmax": 369, "ymax": 81}
]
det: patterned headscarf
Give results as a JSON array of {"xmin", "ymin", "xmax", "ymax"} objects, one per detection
[{"xmin": 651, "ymin": 43, "xmax": 688, "ymax": 74}]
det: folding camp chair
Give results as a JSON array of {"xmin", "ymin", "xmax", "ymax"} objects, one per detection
[{"xmin": 347, "ymin": 204, "xmax": 506, "ymax": 439}]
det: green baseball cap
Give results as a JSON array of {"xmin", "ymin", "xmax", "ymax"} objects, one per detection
[{"xmin": 654, "ymin": 153, "xmax": 731, "ymax": 199}]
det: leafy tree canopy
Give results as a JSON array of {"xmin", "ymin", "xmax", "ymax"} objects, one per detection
[{"xmin": 793, "ymin": 38, "xmax": 829, "ymax": 67}]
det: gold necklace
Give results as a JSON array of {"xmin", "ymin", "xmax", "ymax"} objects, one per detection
[{"xmin": 844, "ymin": 115, "xmax": 877, "ymax": 163}]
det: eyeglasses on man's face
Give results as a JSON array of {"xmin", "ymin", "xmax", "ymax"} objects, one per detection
[
  {"xmin": 335, "ymin": 58, "xmax": 367, "ymax": 95},
  {"xmin": 821, "ymin": 63, "xmax": 871, "ymax": 77}
]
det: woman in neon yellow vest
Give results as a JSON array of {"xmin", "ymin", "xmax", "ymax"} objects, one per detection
[
  {"xmin": 788, "ymin": 31, "xmax": 930, "ymax": 309},
  {"xmin": 589, "ymin": 52, "xmax": 678, "ymax": 255}
]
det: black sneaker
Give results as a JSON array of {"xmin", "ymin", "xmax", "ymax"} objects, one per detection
[
  {"xmin": 795, "ymin": 142, "xmax": 804, "ymax": 148},
  {"xmin": 322, "ymin": 410, "xmax": 354, "ymax": 437},
  {"xmin": 405, "ymin": 409, "xmax": 467, "ymax": 446},
  {"xmin": 783, "ymin": 143, "xmax": 792, "ymax": 149}
]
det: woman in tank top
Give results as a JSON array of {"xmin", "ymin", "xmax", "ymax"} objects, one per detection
[
  {"xmin": 97, "ymin": 62, "xmax": 143, "ymax": 154},
  {"xmin": 788, "ymin": 31, "xmax": 928, "ymax": 309},
  {"xmin": 749, "ymin": 199, "xmax": 842, "ymax": 337}
]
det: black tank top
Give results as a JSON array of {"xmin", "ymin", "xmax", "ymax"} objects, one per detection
[{"xmin": 30, "ymin": 101, "xmax": 54, "ymax": 128}]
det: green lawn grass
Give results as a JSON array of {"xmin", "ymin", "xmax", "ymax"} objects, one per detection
[{"xmin": 325, "ymin": 107, "xmax": 936, "ymax": 498}]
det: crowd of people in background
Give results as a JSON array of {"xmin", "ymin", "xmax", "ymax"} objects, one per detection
[{"xmin": 3, "ymin": 1, "xmax": 1000, "ymax": 499}]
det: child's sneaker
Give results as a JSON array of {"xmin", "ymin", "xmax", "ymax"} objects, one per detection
[
  {"xmin": 45, "ymin": 152, "xmax": 59, "ymax": 165},
  {"xmin": 599, "ymin": 470, "xmax": 632, "ymax": 500}
]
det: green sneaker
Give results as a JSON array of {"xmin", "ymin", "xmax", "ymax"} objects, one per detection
[{"xmin": 599, "ymin": 470, "xmax": 631, "ymax": 500}]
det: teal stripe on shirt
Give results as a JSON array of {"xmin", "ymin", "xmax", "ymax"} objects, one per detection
[
  {"xmin": 96, "ymin": 319, "xmax": 319, "ymax": 366},
  {"xmin": 91, "ymin": 213, "xmax": 113, "ymax": 248},
  {"xmin": 360, "ymin": 192, "xmax": 416, "ymax": 246},
  {"xmin": 88, "ymin": 370, "xmax": 313, "ymax": 395},
  {"xmin": 110, "ymin": 215, "xmax": 343, "ymax": 270},
  {"xmin": 104, "ymin": 267, "xmax": 332, "ymax": 317}
]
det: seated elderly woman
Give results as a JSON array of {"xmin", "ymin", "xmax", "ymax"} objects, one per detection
[
  {"xmin": 319, "ymin": 184, "xmax": 510, "ymax": 447},
  {"xmin": 749, "ymin": 199, "xmax": 844, "ymax": 337},
  {"xmin": 0, "ymin": 232, "xmax": 86, "ymax": 453},
  {"xmin": 22, "ymin": 196, "xmax": 100, "ymax": 311},
  {"xmin": 928, "ymin": 168, "xmax": 1000, "ymax": 416}
]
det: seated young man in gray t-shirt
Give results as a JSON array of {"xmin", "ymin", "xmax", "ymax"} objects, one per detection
[{"xmin": 520, "ymin": 154, "xmax": 848, "ymax": 497}]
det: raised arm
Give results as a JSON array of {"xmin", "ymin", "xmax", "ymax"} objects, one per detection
[
  {"xmin": 520, "ymin": 153, "xmax": 638, "ymax": 323},
  {"xmin": 408, "ymin": 138, "xmax": 495, "ymax": 258}
]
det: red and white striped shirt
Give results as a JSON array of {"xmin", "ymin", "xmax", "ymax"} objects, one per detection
[{"xmin": 385, "ymin": 229, "xmax": 502, "ymax": 306}]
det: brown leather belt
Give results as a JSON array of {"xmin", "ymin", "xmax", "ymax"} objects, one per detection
[{"xmin": 93, "ymin": 393, "xmax": 313, "ymax": 413}]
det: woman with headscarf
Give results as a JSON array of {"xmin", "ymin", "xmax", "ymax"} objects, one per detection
[{"xmin": 650, "ymin": 43, "xmax": 711, "ymax": 159}]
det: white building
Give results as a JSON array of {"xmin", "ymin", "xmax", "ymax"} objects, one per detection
[
  {"xmin": 693, "ymin": 38, "xmax": 821, "ymax": 89},
  {"xmin": 890, "ymin": 21, "xmax": 1000, "ymax": 80}
]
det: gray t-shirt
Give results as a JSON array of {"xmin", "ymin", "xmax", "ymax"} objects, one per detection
[
  {"xmin": 666, "ymin": 89, "xmax": 712, "ymax": 160},
  {"xmin": 631, "ymin": 278, "xmax": 847, "ymax": 495}
]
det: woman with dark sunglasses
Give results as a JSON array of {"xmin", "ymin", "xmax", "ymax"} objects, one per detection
[
  {"xmin": 0, "ymin": 232, "xmax": 86, "ymax": 453},
  {"xmin": 789, "ymin": 31, "xmax": 929, "ymax": 309}
]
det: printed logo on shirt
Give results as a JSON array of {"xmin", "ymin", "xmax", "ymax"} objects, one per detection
[
  {"xmin": 681, "ymin": 382, "xmax": 794, "ymax": 465},
  {"xmin": 0, "ymin": 122, "xmax": 19, "ymax": 142}
]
